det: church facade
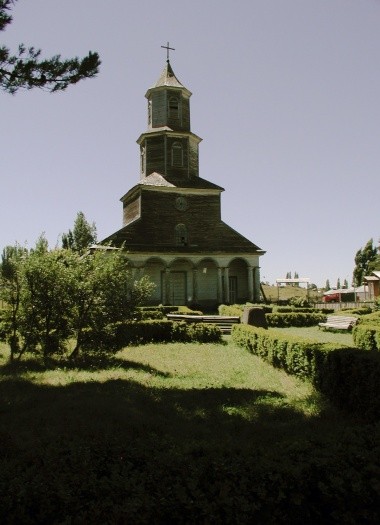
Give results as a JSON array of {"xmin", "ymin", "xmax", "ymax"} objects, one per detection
[{"xmin": 102, "ymin": 60, "xmax": 265, "ymax": 308}]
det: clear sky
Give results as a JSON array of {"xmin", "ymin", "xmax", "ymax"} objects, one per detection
[{"xmin": 1, "ymin": 0, "xmax": 379, "ymax": 287}]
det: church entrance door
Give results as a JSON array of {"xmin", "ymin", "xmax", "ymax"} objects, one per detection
[{"xmin": 171, "ymin": 271, "xmax": 187, "ymax": 305}]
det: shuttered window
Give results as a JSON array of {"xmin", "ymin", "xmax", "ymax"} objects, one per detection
[
  {"xmin": 168, "ymin": 96, "xmax": 180, "ymax": 119},
  {"xmin": 171, "ymin": 142, "xmax": 183, "ymax": 167}
]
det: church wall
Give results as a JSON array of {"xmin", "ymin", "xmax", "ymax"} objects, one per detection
[
  {"xmin": 139, "ymin": 191, "xmax": 221, "ymax": 248},
  {"xmin": 165, "ymin": 137, "xmax": 189, "ymax": 178},
  {"xmin": 188, "ymin": 138, "xmax": 199, "ymax": 178},
  {"xmin": 146, "ymin": 136, "xmax": 165, "ymax": 175},
  {"xmin": 151, "ymin": 91, "xmax": 166, "ymax": 127},
  {"xmin": 123, "ymin": 196, "xmax": 141, "ymax": 226},
  {"xmin": 143, "ymin": 262, "xmax": 163, "ymax": 303},
  {"xmin": 197, "ymin": 266, "xmax": 218, "ymax": 302}
]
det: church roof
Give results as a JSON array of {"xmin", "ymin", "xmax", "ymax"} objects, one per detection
[
  {"xmin": 139, "ymin": 173, "xmax": 175, "ymax": 187},
  {"xmin": 153, "ymin": 61, "xmax": 186, "ymax": 89},
  {"xmin": 139, "ymin": 172, "xmax": 224, "ymax": 191},
  {"xmin": 102, "ymin": 218, "xmax": 264, "ymax": 254},
  {"xmin": 146, "ymin": 61, "xmax": 192, "ymax": 98}
]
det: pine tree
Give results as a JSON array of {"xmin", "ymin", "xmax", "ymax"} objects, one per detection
[
  {"xmin": 0, "ymin": 1, "xmax": 100, "ymax": 94},
  {"xmin": 336, "ymin": 277, "xmax": 341, "ymax": 290},
  {"xmin": 325, "ymin": 279, "xmax": 330, "ymax": 291}
]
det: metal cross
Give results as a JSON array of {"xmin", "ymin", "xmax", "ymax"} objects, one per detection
[{"xmin": 161, "ymin": 42, "xmax": 175, "ymax": 61}]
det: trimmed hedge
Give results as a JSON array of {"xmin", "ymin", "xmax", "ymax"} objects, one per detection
[
  {"xmin": 266, "ymin": 312, "xmax": 326, "ymax": 327},
  {"xmin": 232, "ymin": 324, "xmax": 380, "ymax": 421},
  {"xmin": 111, "ymin": 320, "xmax": 222, "ymax": 347},
  {"xmin": 353, "ymin": 324, "xmax": 380, "ymax": 352}
]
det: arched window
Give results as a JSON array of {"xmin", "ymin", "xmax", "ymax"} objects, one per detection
[
  {"xmin": 140, "ymin": 145, "xmax": 145, "ymax": 174},
  {"xmin": 168, "ymin": 96, "xmax": 180, "ymax": 119},
  {"xmin": 148, "ymin": 100, "xmax": 152, "ymax": 125},
  {"xmin": 175, "ymin": 224, "xmax": 188, "ymax": 246},
  {"xmin": 171, "ymin": 141, "xmax": 183, "ymax": 167}
]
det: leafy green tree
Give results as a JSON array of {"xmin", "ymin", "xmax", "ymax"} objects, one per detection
[
  {"xmin": 0, "ymin": 0, "xmax": 100, "ymax": 94},
  {"xmin": 69, "ymin": 249, "xmax": 155, "ymax": 358},
  {"xmin": 0, "ymin": 244, "xmax": 27, "ymax": 361},
  {"xmin": 353, "ymin": 239, "xmax": 378, "ymax": 286},
  {"xmin": 21, "ymin": 247, "xmax": 75, "ymax": 361},
  {"xmin": 62, "ymin": 211, "xmax": 97, "ymax": 254}
]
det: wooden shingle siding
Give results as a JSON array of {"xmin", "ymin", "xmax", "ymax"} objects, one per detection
[
  {"xmin": 146, "ymin": 136, "xmax": 165, "ymax": 176},
  {"xmin": 123, "ymin": 196, "xmax": 141, "ymax": 226},
  {"xmin": 151, "ymin": 91, "xmax": 166, "ymax": 128},
  {"xmin": 188, "ymin": 138, "xmax": 199, "ymax": 178}
]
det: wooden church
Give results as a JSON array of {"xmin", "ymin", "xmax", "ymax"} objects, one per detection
[{"xmin": 102, "ymin": 56, "xmax": 265, "ymax": 308}]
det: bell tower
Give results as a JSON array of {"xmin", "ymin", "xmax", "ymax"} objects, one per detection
[{"xmin": 137, "ymin": 55, "xmax": 202, "ymax": 182}]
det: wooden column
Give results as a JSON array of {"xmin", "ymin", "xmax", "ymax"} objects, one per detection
[
  {"xmin": 248, "ymin": 266, "xmax": 254, "ymax": 302},
  {"xmin": 254, "ymin": 266, "xmax": 261, "ymax": 302},
  {"xmin": 224, "ymin": 267, "xmax": 230, "ymax": 304},
  {"xmin": 164, "ymin": 268, "xmax": 171, "ymax": 304},
  {"xmin": 217, "ymin": 267, "xmax": 223, "ymax": 303},
  {"xmin": 192, "ymin": 269, "xmax": 198, "ymax": 303}
]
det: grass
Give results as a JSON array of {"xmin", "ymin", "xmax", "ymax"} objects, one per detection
[
  {"xmin": 0, "ymin": 340, "xmax": 340, "ymax": 450},
  {"xmin": 0, "ymin": 338, "xmax": 379, "ymax": 523},
  {"xmin": 273, "ymin": 325, "xmax": 355, "ymax": 345}
]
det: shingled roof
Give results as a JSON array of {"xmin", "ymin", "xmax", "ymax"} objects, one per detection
[
  {"xmin": 153, "ymin": 61, "xmax": 186, "ymax": 89},
  {"xmin": 139, "ymin": 172, "xmax": 224, "ymax": 191}
]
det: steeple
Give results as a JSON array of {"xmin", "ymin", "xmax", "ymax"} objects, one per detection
[{"xmin": 137, "ymin": 60, "xmax": 201, "ymax": 181}]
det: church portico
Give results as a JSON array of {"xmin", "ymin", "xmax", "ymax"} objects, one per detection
[
  {"xmin": 101, "ymin": 53, "xmax": 265, "ymax": 308},
  {"xmin": 122, "ymin": 253, "xmax": 261, "ymax": 307}
]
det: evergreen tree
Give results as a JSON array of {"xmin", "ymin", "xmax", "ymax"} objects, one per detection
[
  {"xmin": 0, "ymin": 0, "xmax": 100, "ymax": 94},
  {"xmin": 62, "ymin": 212, "xmax": 97, "ymax": 254},
  {"xmin": 343, "ymin": 278, "xmax": 348, "ymax": 289},
  {"xmin": 336, "ymin": 277, "xmax": 341, "ymax": 289},
  {"xmin": 352, "ymin": 239, "xmax": 378, "ymax": 286},
  {"xmin": 325, "ymin": 279, "xmax": 330, "ymax": 291}
]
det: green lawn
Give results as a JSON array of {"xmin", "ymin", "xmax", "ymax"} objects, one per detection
[
  {"xmin": 272, "ymin": 325, "xmax": 355, "ymax": 346},
  {"xmin": 0, "ymin": 339, "xmax": 378, "ymax": 523}
]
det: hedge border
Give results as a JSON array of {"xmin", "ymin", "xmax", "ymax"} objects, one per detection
[{"xmin": 231, "ymin": 324, "xmax": 380, "ymax": 421}]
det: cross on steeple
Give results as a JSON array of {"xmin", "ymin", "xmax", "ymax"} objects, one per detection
[{"xmin": 161, "ymin": 42, "xmax": 175, "ymax": 62}]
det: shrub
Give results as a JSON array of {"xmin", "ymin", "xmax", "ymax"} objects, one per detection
[
  {"xmin": 358, "ymin": 312, "xmax": 380, "ymax": 325},
  {"xmin": 266, "ymin": 312, "xmax": 326, "ymax": 328},
  {"xmin": 218, "ymin": 304, "xmax": 243, "ymax": 317},
  {"xmin": 232, "ymin": 324, "xmax": 380, "ymax": 421},
  {"xmin": 219, "ymin": 304, "xmax": 273, "ymax": 316},
  {"xmin": 353, "ymin": 324, "xmax": 380, "ymax": 351},
  {"xmin": 98, "ymin": 320, "xmax": 222, "ymax": 349},
  {"xmin": 341, "ymin": 306, "xmax": 373, "ymax": 316}
]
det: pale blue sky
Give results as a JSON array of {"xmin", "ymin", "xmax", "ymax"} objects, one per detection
[{"xmin": 1, "ymin": 0, "xmax": 379, "ymax": 287}]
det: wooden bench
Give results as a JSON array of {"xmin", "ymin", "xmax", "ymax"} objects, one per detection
[
  {"xmin": 318, "ymin": 315, "xmax": 357, "ymax": 331},
  {"xmin": 166, "ymin": 314, "xmax": 240, "ymax": 334}
]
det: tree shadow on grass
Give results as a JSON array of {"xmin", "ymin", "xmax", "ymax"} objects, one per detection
[
  {"xmin": 0, "ymin": 377, "xmax": 376, "ymax": 524},
  {"xmin": 0, "ymin": 355, "xmax": 172, "ymax": 377},
  {"xmin": 0, "ymin": 375, "xmax": 338, "ymax": 453}
]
